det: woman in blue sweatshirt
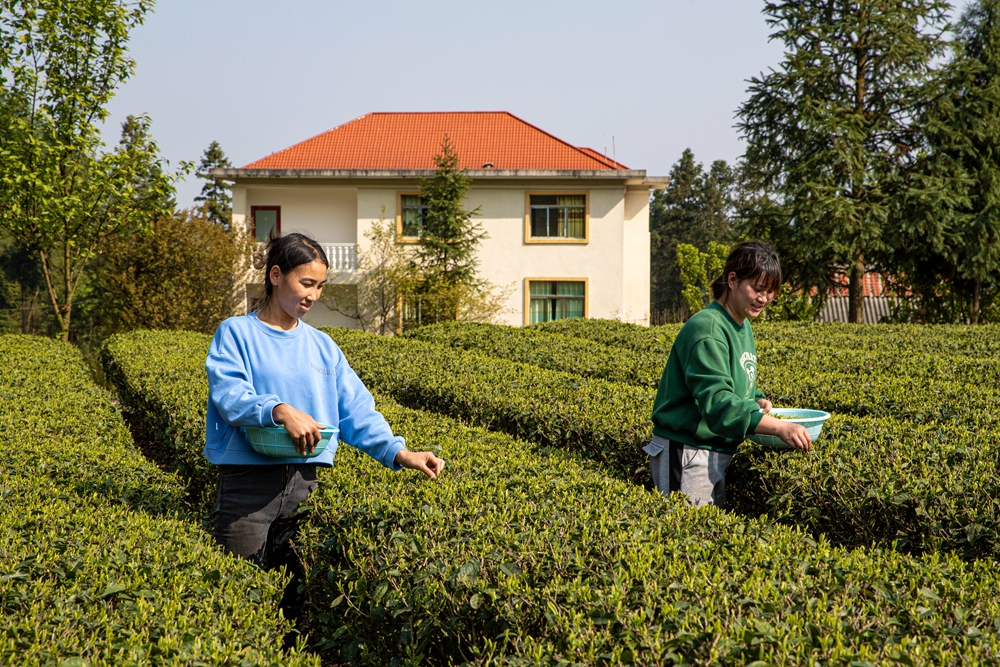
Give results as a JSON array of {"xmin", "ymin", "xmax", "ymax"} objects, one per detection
[{"xmin": 205, "ymin": 232, "xmax": 444, "ymax": 578}]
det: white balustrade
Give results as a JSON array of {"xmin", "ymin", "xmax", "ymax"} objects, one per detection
[{"xmin": 320, "ymin": 243, "xmax": 358, "ymax": 273}]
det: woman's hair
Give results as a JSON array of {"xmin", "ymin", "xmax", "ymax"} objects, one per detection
[
  {"xmin": 710, "ymin": 242, "xmax": 782, "ymax": 301},
  {"xmin": 256, "ymin": 231, "xmax": 329, "ymax": 308}
]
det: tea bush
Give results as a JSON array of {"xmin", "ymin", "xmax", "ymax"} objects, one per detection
[
  {"xmin": 406, "ymin": 321, "xmax": 661, "ymax": 387},
  {"xmin": 102, "ymin": 329, "xmax": 218, "ymax": 513},
  {"xmin": 324, "ymin": 326, "xmax": 653, "ymax": 482},
  {"xmin": 326, "ymin": 326, "xmax": 1000, "ymax": 560},
  {"xmin": 2, "ymin": 334, "xmax": 318, "ymax": 666},
  {"xmin": 97, "ymin": 330, "xmax": 1000, "ymax": 665}
]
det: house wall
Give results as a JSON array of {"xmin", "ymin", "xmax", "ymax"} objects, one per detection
[
  {"xmin": 233, "ymin": 180, "xmax": 652, "ymax": 329},
  {"xmin": 235, "ymin": 185, "xmax": 358, "ymax": 243}
]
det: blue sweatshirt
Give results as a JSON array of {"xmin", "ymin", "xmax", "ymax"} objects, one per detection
[{"xmin": 204, "ymin": 312, "xmax": 406, "ymax": 468}]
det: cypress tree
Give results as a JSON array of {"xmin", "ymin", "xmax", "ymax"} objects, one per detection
[{"xmin": 194, "ymin": 141, "xmax": 233, "ymax": 228}]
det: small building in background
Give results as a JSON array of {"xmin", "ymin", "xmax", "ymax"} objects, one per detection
[
  {"xmin": 818, "ymin": 271, "xmax": 897, "ymax": 323},
  {"xmin": 212, "ymin": 111, "xmax": 667, "ymax": 328}
]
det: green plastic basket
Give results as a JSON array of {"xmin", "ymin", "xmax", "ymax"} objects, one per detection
[
  {"xmin": 243, "ymin": 425, "xmax": 338, "ymax": 458},
  {"xmin": 747, "ymin": 408, "xmax": 831, "ymax": 449}
]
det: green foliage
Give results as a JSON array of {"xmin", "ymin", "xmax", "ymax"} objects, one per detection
[
  {"xmin": 101, "ymin": 329, "xmax": 218, "ymax": 514},
  {"xmin": 89, "ymin": 208, "xmax": 253, "ymax": 336},
  {"xmin": 650, "ymin": 149, "xmax": 737, "ymax": 320},
  {"xmin": 0, "ymin": 237, "xmax": 44, "ymax": 333},
  {"xmin": 325, "ymin": 326, "xmax": 654, "ymax": 482},
  {"xmin": 194, "ymin": 140, "xmax": 233, "ymax": 228},
  {"xmin": 414, "ymin": 135, "xmax": 487, "ymax": 321},
  {"xmin": 406, "ymin": 321, "xmax": 662, "ymax": 388},
  {"xmin": 890, "ymin": 0, "xmax": 1000, "ymax": 324},
  {"xmin": 676, "ymin": 241, "xmax": 728, "ymax": 314},
  {"xmin": 762, "ymin": 282, "xmax": 824, "ymax": 322},
  {"xmin": 524, "ymin": 318, "xmax": 1000, "ymax": 558},
  {"xmin": 737, "ymin": 0, "xmax": 952, "ymax": 323},
  {"xmin": 1, "ymin": 333, "xmax": 317, "ymax": 666},
  {"xmin": 0, "ymin": 0, "xmax": 178, "ymax": 337},
  {"xmin": 96, "ymin": 329, "xmax": 1000, "ymax": 665}
]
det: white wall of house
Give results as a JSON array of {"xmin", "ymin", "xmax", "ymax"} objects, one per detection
[
  {"xmin": 238, "ymin": 185, "xmax": 358, "ymax": 243},
  {"xmin": 232, "ymin": 180, "xmax": 652, "ymax": 329}
]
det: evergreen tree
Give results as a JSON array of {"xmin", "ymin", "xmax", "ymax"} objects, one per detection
[
  {"xmin": 941, "ymin": 0, "xmax": 1000, "ymax": 323},
  {"xmin": 650, "ymin": 149, "xmax": 736, "ymax": 319},
  {"xmin": 737, "ymin": 0, "xmax": 950, "ymax": 323},
  {"xmin": 194, "ymin": 140, "xmax": 233, "ymax": 227},
  {"xmin": 415, "ymin": 135, "xmax": 486, "ymax": 320}
]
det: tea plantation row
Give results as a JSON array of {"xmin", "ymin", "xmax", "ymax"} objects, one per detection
[
  {"xmin": 325, "ymin": 326, "xmax": 1000, "ymax": 560},
  {"xmin": 102, "ymin": 329, "xmax": 1000, "ymax": 665},
  {"xmin": 1, "ymin": 335, "xmax": 318, "ymax": 666}
]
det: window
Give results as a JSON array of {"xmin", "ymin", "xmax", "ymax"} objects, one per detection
[
  {"xmin": 251, "ymin": 206, "xmax": 280, "ymax": 242},
  {"xmin": 526, "ymin": 194, "xmax": 587, "ymax": 242},
  {"xmin": 526, "ymin": 279, "xmax": 587, "ymax": 325},
  {"xmin": 398, "ymin": 194, "xmax": 429, "ymax": 240}
]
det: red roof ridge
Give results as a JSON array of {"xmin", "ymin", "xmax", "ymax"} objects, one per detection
[
  {"xmin": 240, "ymin": 111, "xmax": 630, "ymax": 171},
  {"xmin": 577, "ymin": 146, "xmax": 629, "ymax": 170}
]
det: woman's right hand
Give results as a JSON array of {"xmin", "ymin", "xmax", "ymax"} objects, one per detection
[
  {"xmin": 756, "ymin": 415, "xmax": 812, "ymax": 451},
  {"xmin": 272, "ymin": 403, "xmax": 323, "ymax": 455}
]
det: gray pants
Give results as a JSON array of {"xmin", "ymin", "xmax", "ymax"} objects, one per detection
[
  {"xmin": 212, "ymin": 464, "xmax": 318, "ymax": 570},
  {"xmin": 644, "ymin": 435, "xmax": 732, "ymax": 507}
]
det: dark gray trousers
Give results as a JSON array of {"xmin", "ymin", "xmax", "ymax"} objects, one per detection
[{"xmin": 212, "ymin": 464, "xmax": 318, "ymax": 571}]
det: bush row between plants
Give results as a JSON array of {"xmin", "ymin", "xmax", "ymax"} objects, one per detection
[
  {"xmin": 323, "ymin": 326, "xmax": 653, "ymax": 482},
  {"xmin": 405, "ymin": 321, "xmax": 662, "ymax": 387},
  {"xmin": 325, "ymin": 326, "xmax": 1000, "ymax": 559},
  {"xmin": 2, "ymin": 334, "xmax": 317, "ymax": 666},
  {"xmin": 100, "ymin": 329, "xmax": 1000, "ymax": 665}
]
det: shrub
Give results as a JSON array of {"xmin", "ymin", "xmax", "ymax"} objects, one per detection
[
  {"xmin": 95, "ymin": 329, "xmax": 1000, "ymax": 665},
  {"xmin": 88, "ymin": 208, "xmax": 254, "ymax": 337},
  {"xmin": 405, "ymin": 321, "xmax": 661, "ymax": 387},
  {"xmin": 324, "ymin": 326, "xmax": 653, "ymax": 482},
  {"xmin": 1, "ymin": 334, "xmax": 317, "ymax": 666},
  {"xmin": 329, "ymin": 325, "xmax": 1000, "ymax": 560},
  {"xmin": 101, "ymin": 329, "xmax": 216, "ymax": 514}
]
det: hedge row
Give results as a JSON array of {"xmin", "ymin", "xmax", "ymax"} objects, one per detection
[
  {"xmin": 326, "ymin": 326, "xmax": 1000, "ymax": 560},
  {"xmin": 532, "ymin": 318, "xmax": 1000, "ymax": 359},
  {"xmin": 101, "ymin": 330, "xmax": 220, "ymax": 515},
  {"xmin": 406, "ymin": 322, "xmax": 662, "ymax": 388},
  {"xmin": 324, "ymin": 326, "xmax": 653, "ymax": 482},
  {"xmin": 2, "ymin": 334, "xmax": 317, "ymax": 666},
  {"xmin": 101, "ymin": 329, "xmax": 1000, "ymax": 665}
]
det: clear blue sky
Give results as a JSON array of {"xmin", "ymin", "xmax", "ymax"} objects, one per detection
[{"xmin": 103, "ymin": 0, "xmax": 972, "ymax": 208}]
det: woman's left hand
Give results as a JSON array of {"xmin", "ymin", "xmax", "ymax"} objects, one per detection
[
  {"xmin": 395, "ymin": 450, "xmax": 446, "ymax": 479},
  {"xmin": 757, "ymin": 399, "xmax": 773, "ymax": 413}
]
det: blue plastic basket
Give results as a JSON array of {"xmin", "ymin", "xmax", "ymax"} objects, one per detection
[
  {"xmin": 747, "ymin": 408, "xmax": 831, "ymax": 448},
  {"xmin": 243, "ymin": 425, "xmax": 338, "ymax": 458}
]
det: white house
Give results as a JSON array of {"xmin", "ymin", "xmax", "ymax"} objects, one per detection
[{"xmin": 212, "ymin": 111, "xmax": 667, "ymax": 328}]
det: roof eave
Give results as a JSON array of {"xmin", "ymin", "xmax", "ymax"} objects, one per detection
[{"xmin": 211, "ymin": 168, "xmax": 648, "ymax": 181}]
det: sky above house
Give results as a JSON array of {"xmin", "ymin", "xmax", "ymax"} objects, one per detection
[{"xmin": 102, "ymin": 0, "xmax": 974, "ymax": 208}]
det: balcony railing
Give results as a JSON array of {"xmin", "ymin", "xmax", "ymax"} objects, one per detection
[{"xmin": 321, "ymin": 243, "xmax": 357, "ymax": 273}]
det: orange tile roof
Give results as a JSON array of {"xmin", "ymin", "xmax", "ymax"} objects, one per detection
[{"xmin": 241, "ymin": 112, "xmax": 630, "ymax": 171}]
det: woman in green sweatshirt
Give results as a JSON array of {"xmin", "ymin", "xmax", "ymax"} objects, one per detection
[{"xmin": 646, "ymin": 242, "xmax": 810, "ymax": 506}]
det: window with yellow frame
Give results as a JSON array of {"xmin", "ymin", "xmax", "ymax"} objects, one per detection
[
  {"xmin": 396, "ymin": 193, "xmax": 428, "ymax": 242},
  {"xmin": 525, "ymin": 279, "xmax": 587, "ymax": 325},
  {"xmin": 525, "ymin": 193, "xmax": 588, "ymax": 243}
]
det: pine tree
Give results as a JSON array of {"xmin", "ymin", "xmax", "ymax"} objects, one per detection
[
  {"xmin": 944, "ymin": 0, "xmax": 1000, "ymax": 323},
  {"xmin": 195, "ymin": 140, "xmax": 233, "ymax": 228},
  {"xmin": 415, "ymin": 135, "xmax": 486, "ymax": 320},
  {"xmin": 737, "ymin": 0, "xmax": 951, "ymax": 323},
  {"xmin": 650, "ymin": 149, "xmax": 736, "ymax": 319}
]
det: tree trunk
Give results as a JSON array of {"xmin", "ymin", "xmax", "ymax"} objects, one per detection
[
  {"xmin": 972, "ymin": 278, "xmax": 981, "ymax": 325},
  {"xmin": 20, "ymin": 285, "xmax": 32, "ymax": 334},
  {"xmin": 848, "ymin": 254, "xmax": 865, "ymax": 324}
]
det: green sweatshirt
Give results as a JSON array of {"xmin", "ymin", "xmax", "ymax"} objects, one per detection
[{"xmin": 651, "ymin": 301, "xmax": 766, "ymax": 454}]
